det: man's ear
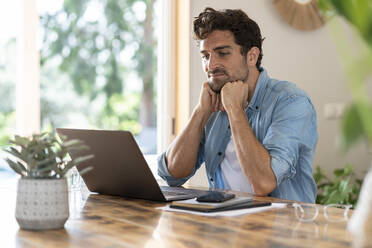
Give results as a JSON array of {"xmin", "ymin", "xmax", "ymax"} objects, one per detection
[{"xmin": 246, "ymin": 47, "xmax": 260, "ymax": 67}]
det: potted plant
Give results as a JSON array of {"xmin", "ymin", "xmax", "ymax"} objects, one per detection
[{"xmin": 3, "ymin": 132, "xmax": 93, "ymax": 230}]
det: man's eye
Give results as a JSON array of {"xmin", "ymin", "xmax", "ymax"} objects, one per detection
[
  {"xmin": 201, "ymin": 54, "xmax": 209, "ymax": 60},
  {"xmin": 219, "ymin": 52, "xmax": 229, "ymax": 57}
]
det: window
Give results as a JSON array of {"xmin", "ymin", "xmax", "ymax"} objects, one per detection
[
  {"xmin": 38, "ymin": 0, "xmax": 159, "ymax": 155},
  {"xmin": 0, "ymin": 0, "xmax": 179, "ymax": 178}
]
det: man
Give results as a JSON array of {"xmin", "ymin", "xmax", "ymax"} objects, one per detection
[{"xmin": 158, "ymin": 8, "xmax": 318, "ymax": 203}]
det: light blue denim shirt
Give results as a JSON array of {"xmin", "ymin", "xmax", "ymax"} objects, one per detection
[{"xmin": 158, "ymin": 68, "xmax": 318, "ymax": 203}]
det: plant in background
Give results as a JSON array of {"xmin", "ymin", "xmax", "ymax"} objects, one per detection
[
  {"xmin": 318, "ymin": 0, "xmax": 372, "ymax": 152},
  {"xmin": 314, "ymin": 164, "xmax": 363, "ymax": 207},
  {"xmin": 318, "ymin": 0, "xmax": 372, "ymax": 239},
  {"xmin": 3, "ymin": 132, "xmax": 93, "ymax": 178}
]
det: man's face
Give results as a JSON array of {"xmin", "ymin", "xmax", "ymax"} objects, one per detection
[{"xmin": 200, "ymin": 30, "xmax": 249, "ymax": 93}]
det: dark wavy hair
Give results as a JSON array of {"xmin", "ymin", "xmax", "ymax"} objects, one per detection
[{"xmin": 193, "ymin": 7, "xmax": 264, "ymax": 69}]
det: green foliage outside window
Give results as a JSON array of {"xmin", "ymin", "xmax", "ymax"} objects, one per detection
[
  {"xmin": 0, "ymin": 39, "xmax": 16, "ymax": 148},
  {"xmin": 0, "ymin": 0, "xmax": 158, "ymax": 156},
  {"xmin": 39, "ymin": 0, "xmax": 157, "ymax": 140},
  {"xmin": 0, "ymin": 112, "xmax": 15, "ymax": 147},
  {"xmin": 97, "ymin": 93, "xmax": 141, "ymax": 135}
]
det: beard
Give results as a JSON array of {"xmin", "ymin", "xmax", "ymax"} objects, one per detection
[
  {"xmin": 208, "ymin": 77, "xmax": 230, "ymax": 94},
  {"xmin": 207, "ymin": 68, "xmax": 232, "ymax": 93},
  {"xmin": 208, "ymin": 68, "xmax": 249, "ymax": 94}
]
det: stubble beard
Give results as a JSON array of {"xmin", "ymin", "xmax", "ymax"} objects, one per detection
[
  {"xmin": 207, "ymin": 56, "xmax": 250, "ymax": 93},
  {"xmin": 208, "ymin": 69, "xmax": 249, "ymax": 94},
  {"xmin": 208, "ymin": 77, "xmax": 230, "ymax": 94}
]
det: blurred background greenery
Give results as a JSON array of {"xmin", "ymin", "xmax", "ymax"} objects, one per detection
[
  {"xmin": 0, "ymin": 0, "xmax": 158, "ymax": 155},
  {"xmin": 318, "ymin": 0, "xmax": 372, "ymax": 151},
  {"xmin": 315, "ymin": 0, "xmax": 372, "ymax": 206},
  {"xmin": 0, "ymin": 38, "xmax": 16, "ymax": 150},
  {"xmin": 314, "ymin": 164, "xmax": 362, "ymax": 206}
]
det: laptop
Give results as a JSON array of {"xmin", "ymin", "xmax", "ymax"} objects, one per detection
[{"xmin": 56, "ymin": 128, "xmax": 209, "ymax": 201}]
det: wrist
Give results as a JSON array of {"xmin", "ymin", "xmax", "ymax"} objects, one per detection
[
  {"xmin": 194, "ymin": 105, "xmax": 212, "ymax": 117},
  {"xmin": 225, "ymin": 104, "xmax": 243, "ymax": 115},
  {"xmin": 193, "ymin": 105, "xmax": 212, "ymax": 126},
  {"xmin": 226, "ymin": 105, "xmax": 246, "ymax": 120}
]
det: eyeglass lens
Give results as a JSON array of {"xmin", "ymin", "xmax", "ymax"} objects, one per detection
[
  {"xmin": 293, "ymin": 203, "xmax": 319, "ymax": 222},
  {"xmin": 324, "ymin": 204, "xmax": 352, "ymax": 222},
  {"xmin": 293, "ymin": 203, "xmax": 352, "ymax": 222}
]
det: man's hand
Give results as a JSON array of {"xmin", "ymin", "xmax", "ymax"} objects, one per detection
[
  {"xmin": 221, "ymin": 80, "xmax": 249, "ymax": 114},
  {"xmin": 196, "ymin": 82, "xmax": 222, "ymax": 116}
]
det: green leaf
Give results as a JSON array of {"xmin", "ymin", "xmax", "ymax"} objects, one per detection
[
  {"xmin": 62, "ymin": 139, "xmax": 83, "ymax": 147},
  {"xmin": 334, "ymin": 168, "xmax": 344, "ymax": 177},
  {"xmin": 36, "ymin": 164, "xmax": 54, "ymax": 174},
  {"xmin": 343, "ymin": 163, "xmax": 353, "ymax": 175},
  {"xmin": 313, "ymin": 166, "xmax": 326, "ymax": 184},
  {"xmin": 341, "ymin": 104, "xmax": 365, "ymax": 151},
  {"xmin": 339, "ymin": 178, "xmax": 351, "ymax": 193},
  {"xmin": 65, "ymin": 145, "xmax": 89, "ymax": 153},
  {"xmin": 72, "ymin": 154, "xmax": 94, "ymax": 165},
  {"xmin": 314, "ymin": 163, "xmax": 363, "ymax": 206},
  {"xmin": 318, "ymin": 0, "xmax": 337, "ymax": 19},
  {"xmin": 3, "ymin": 147, "xmax": 27, "ymax": 164},
  {"xmin": 11, "ymin": 135, "xmax": 29, "ymax": 148},
  {"xmin": 34, "ymin": 154, "xmax": 57, "ymax": 168},
  {"xmin": 5, "ymin": 158, "xmax": 27, "ymax": 176},
  {"xmin": 78, "ymin": 166, "xmax": 93, "ymax": 176},
  {"xmin": 60, "ymin": 154, "xmax": 94, "ymax": 177}
]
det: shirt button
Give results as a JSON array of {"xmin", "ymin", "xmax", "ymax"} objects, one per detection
[
  {"xmin": 210, "ymin": 178, "xmax": 214, "ymax": 182},
  {"xmin": 228, "ymin": 125, "xmax": 230, "ymax": 129},
  {"xmin": 255, "ymin": 106, "xmax": 259, "ymax": 110},
  {"xmin": 217, "ymin": 152, "xmax": 222, "ymax": 156}
]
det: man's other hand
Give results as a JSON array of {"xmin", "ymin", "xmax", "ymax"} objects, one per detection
[{"xmin": 221, "ymin": 80, "xmax": 249, "ymax": 113}]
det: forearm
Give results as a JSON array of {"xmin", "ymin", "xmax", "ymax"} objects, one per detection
[
  {"xmin": 228, "ymin": 107, "xmax": 276, "ymax": 195},
  {"xmin": 165, "ymin": 107, "xmax": 210, "ymax": 178}
]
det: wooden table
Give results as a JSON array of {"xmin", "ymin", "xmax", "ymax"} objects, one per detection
[{"xmin": 0, "ymin": 184, "xmax": 370, "ymax": 248}]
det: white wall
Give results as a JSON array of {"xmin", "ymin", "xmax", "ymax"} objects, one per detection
[{"xmin": 186, "ymin": 0, "xmax": 372, "ymax": 187}]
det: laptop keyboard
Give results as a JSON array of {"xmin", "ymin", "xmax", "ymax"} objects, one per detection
[
  {"xmin": 163, "ymin": 191, "xmax": 185, "ymax": 197},
  {"xmin": 160, "ymin": 186, "xmax": 209, "ymax": 197}
]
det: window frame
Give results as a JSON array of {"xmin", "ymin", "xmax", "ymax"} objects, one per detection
[{"xmin": 16, "ymin": 0, "xmax": 40, "ymax": 137}]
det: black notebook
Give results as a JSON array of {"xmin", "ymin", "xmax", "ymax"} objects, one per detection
[{"xmin": 170, "ymin": 197, "xmax": 271, "ymax": 213}]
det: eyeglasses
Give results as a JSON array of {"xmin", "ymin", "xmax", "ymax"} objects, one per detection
[{"xmin": 292, "ymin": 203, "xmax": 352, "ymax": 222}]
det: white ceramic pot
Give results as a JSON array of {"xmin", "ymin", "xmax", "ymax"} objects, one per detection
[{"xmin": 15, "ymin": 178, "xmax": 69, "ymax": 230}]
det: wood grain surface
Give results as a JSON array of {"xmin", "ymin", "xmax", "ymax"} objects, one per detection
[{"xmin": 1, "ymin": 186, "xmax": 371, "ymax": 248}]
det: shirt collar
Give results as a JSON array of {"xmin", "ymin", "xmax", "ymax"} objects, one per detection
[{"xmin": 247, "ymin": 67, "xmax": 269, "ymax": 111}]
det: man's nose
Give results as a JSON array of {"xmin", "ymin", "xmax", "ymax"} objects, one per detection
[{"xmin": 207, "ymin": 54, "xmax": 220, "ymax": 71}]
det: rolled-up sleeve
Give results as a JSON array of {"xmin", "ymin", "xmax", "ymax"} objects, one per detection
[
  {"xmin": 157, "ymin": 131, "xmax": 206, "ymax": 186},
  {"xmin": 263, "ymin": 95, "xmax": 317, "ymax": 186},
  {"xmin": 157, "ymin": 152, "xmax": 189, "ymax": 186}
]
